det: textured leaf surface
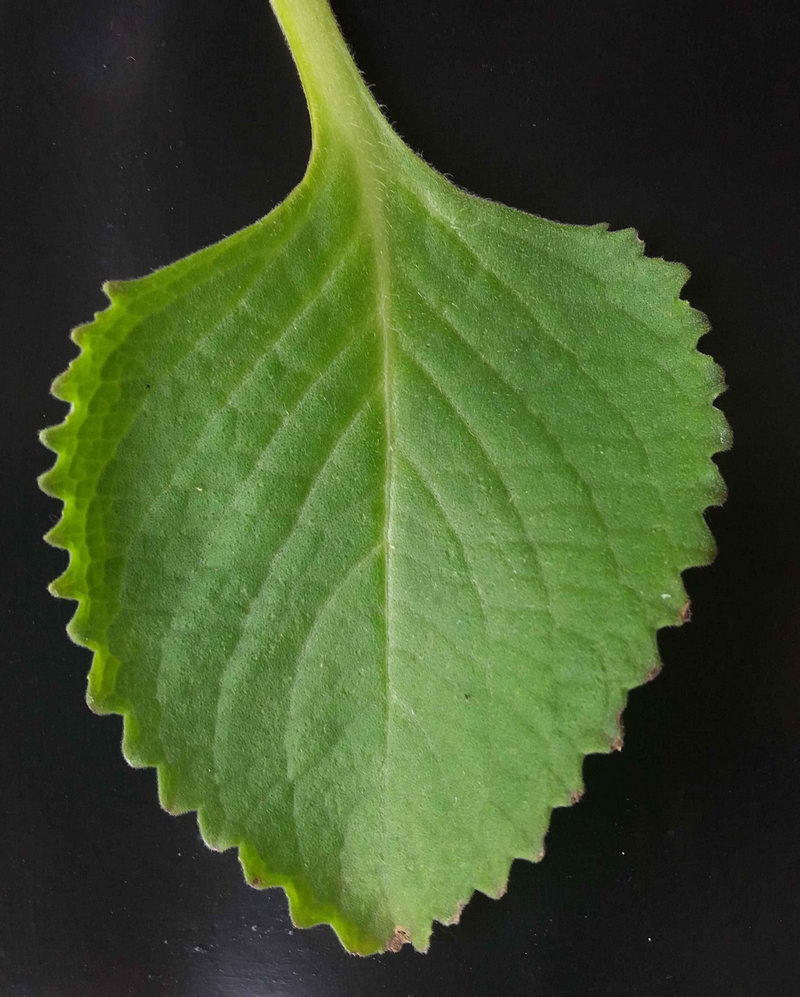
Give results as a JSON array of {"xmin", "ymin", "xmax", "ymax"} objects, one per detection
[{"xmin": 40, "ymin": 0, "xmax": 728, "ymax": 954}]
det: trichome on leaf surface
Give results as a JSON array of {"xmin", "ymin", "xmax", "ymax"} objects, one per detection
[{"xmin": 39, "ymin": 0, "xmax": 729, "ymax": 955}]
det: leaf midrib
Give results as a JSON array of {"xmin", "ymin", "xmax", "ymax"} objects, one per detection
[
  {"xmin": 271, "ymin": 0, "xmax": 406, "ymax": 900},
  {"xmin": 341, "ymin": 118, "xmax": 398, "ymax": 878}
]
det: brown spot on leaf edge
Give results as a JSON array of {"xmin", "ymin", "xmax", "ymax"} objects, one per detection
[
  {"xmin": 611, "ymin": 710, "xmax": 626, "ymax": 751},
  {"xmin": 645, "ymin": 662, "xmax": 663, "ymax": 684},
  {"xmin": 445, "ymin": 900, "xmax": 466, "ymax": 926},
  {"xmin": 386, "ymin": 927, "xmax": 412, "ymax": 953},
  {"xmin": 679, "ymin": 600, "xmax": 692, "ymax": 624}
]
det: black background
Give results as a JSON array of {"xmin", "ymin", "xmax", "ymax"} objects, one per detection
[{"xmin": 1, "ymin": 0, "xmax": 799, "ymax": 994}]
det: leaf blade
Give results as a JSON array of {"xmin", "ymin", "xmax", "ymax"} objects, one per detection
[{"xmin": 41, "ymin": 0, "xmax": 729, "ymax": 955}]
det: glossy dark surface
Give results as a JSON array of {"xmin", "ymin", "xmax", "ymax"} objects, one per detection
[{"xmin": 2, "ymin": 0, "xmax": 799, "ymax": 993}]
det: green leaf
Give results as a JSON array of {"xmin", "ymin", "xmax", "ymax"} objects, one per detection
[{"xmin": 40, "ymin": 0, "xmax": 728, "ymax": 955}]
